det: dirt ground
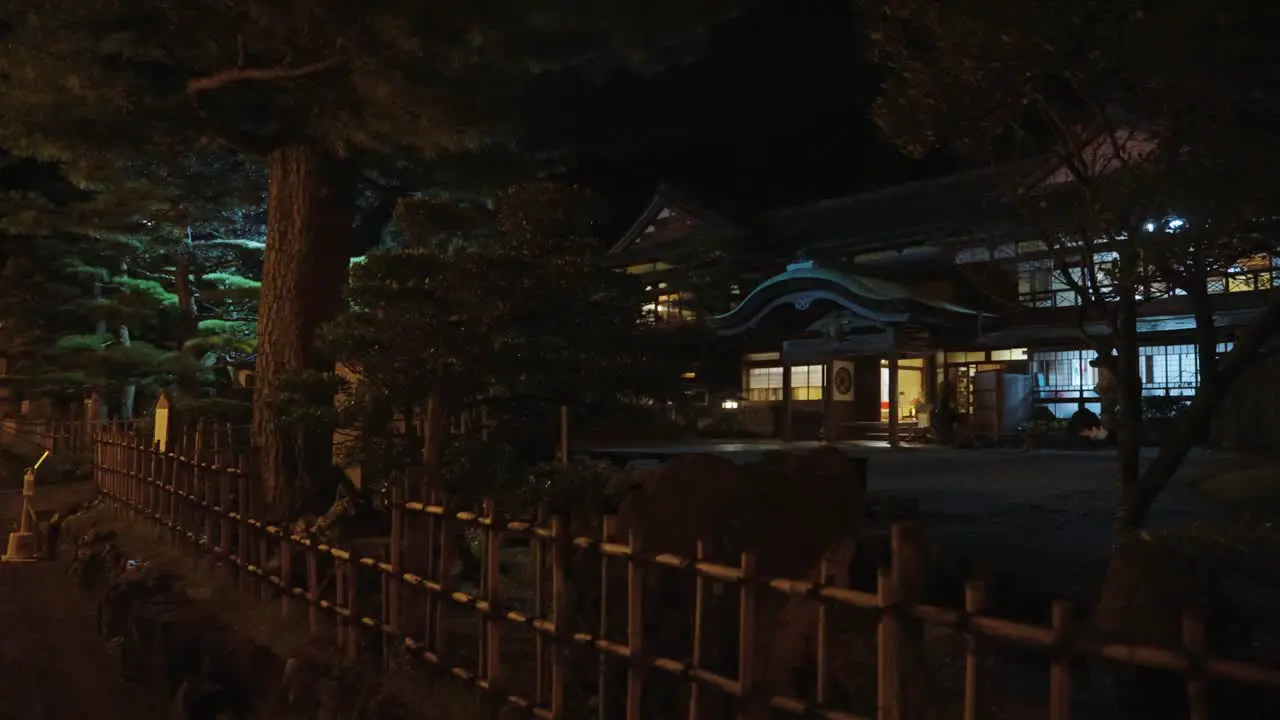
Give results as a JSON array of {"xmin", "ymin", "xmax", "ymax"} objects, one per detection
[{"xmin": 0, "ymin": 482, "xmax": 170, "ymax": 720}]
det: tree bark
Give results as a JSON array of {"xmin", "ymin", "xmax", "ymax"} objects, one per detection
[
  {"xmin": 1190, "ymin": 286, "xmax": 1217, "ymax": 442},
  {"xmin": 118, "ymin": 325, "xmax": 135, "ymax": 420},
  {"xmin": 1112, "ymin": 282, "xmax": 1145, "ymax": 539},
  {"xmin": 251, "ymin": 144, "xmax": 355, "ymax": 521},
  {"xmin": 173, "ymin": 248, "xmax": 203, "ymax": 399}
]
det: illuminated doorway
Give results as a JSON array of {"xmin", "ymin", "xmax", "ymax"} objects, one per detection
[{"xmin": 880, "ymin": 358, "xmax": 924, "ymax": 421}]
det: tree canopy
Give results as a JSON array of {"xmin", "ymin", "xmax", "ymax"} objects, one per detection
[{"xmin": 861, "ymin": 0, "xmax": 1280, "ymax": 534}]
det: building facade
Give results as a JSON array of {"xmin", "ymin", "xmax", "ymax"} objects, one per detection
[{"xmin": 609, "ymin": 163, "xmax": 1278, "ymax": 446}]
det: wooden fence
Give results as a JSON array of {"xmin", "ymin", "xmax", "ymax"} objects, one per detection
[
  {"xmin": 90, "ymin": 427, "xmax": 1280, "ymax": 720},
  {"xmin": 0, "ymin": 418, "xmax": 121, "ymax": 456}
]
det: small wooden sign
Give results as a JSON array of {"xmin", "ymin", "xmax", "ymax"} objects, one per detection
[{"xmin": 153, "ymin": 391, "xmax": 173, "ymax": 451}]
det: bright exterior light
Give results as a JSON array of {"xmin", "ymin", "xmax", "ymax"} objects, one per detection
[
  {"xmin": 1143, "ymin": 222, "xmax": 1156, "ymax": 232},
  {"xmin": 1167, "ymin": 218, "xmax": 1186, "ymax": 230},
  {"xmin": 721, "ymin": 399, "xmax": 740, "ymax": 410}
]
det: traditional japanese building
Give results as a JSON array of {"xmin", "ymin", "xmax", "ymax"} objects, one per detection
[{"xmin": 609, "ymin": 154, "xmax": 1279, "ymax": 446}]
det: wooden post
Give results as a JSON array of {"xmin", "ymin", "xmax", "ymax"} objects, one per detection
[
  {"xmin": 279, "ymin": 536, "xmax": 292, "ymax": 619},
  {"xmin": 876, "ymin": 567, "xmax": 900, "ymax": 720},
  {"xmin": 1183, "ymin": 610, "xmax": 1208, "ymax": 720},
  {"xmin": 1049, "ymin": 601, "xmax": 1072, "ymax": 720},
  {"xmin": 148, "ymin": 441, "xmax": 160, "ymax": 518},
  {"xmin": 335, "ymin": 556, "xmax": 346, "ymax": 652},
  {"xmin": 600, "ymin": 515, "xmax": 618, "ymax": 720},
  {"xmin": 345, "ymin": 558, "xmax": 359, "ymax": 662},
  {"xmin": 688, "ymin": 540, "xmax": 708, "ymax": 720},
  {"xmin": 306, "ymin": 547, "xmax": 319, "ymax": 636},
  {"xmin": 218, "ymin": 461, "xmax": 232, "ymax": 581},
  {"xmin": 625, "ymin": 527, "xmax": 646, "ymax": 720},
  {"xmin": 737, "ymin": 552, "xmax": 758, "ymax": 720},
  {"xmin": 433, "ymin": 494, "xmax": 455, "ymax": 656},
  {"xmin": 387, "ymin": 486, "xmax": 403, "ymax": 669},
  {"xmin": 781, "ymin": 361, "xmax": 794, "ymax": 442},
  {"xmin": 237, "ymin": 463, "xmax": 249, "ymax": 595},
  {"xmin": 963, "ymin": 580, "xmax": 987, "ymax": 720},
  {"xmin": 549, "ymin": 514, "xmax": 569, "ymax": 718},
  {"xmin": 532, "ymin": 505, "xmax": 547, "ymax": 705},
  {"xmin": 481, "ymin": 497, "xmax": 501, "ymax": 686},
  {"xmin": 815, "ymin": 555, "xmax": 831, "ymax": 707},
  {"xmin": 887, "ymin": 332, "xmax": 900, "ymax": 447},
  {"xmin": 890, "ymin": 522, "xmax": 927, "ymax": 720}
]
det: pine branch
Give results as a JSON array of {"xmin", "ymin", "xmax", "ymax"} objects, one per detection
[{"xmin": 187, "ymin": 56, "xmax": 347, "ymax": 95}]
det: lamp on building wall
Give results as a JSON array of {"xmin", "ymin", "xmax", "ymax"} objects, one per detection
[{"xmin": 722, "ymin": 399, "xmax": 740, "ymax": 410}]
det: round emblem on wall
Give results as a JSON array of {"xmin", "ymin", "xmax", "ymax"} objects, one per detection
[{"xmin": 833, "ymin": 366, "xmax": 853, "ymax": 396}]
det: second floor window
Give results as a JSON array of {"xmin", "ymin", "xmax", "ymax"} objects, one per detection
[{"xmin": 642, "ymin": 287, "xmax": 696, "ymax": 324}]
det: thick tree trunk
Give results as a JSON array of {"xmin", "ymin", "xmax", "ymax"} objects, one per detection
[
  {"xmin": 118, "ymin": 325, "xmax": 135, "ymax": 420},
  {"xmin": 173, "ymin": 249, "xmax": 203, "ymax": 399},
  {"xmin": 251, "ymin": 144, "xmax": 355, "ymax": 521},
  {"xmin": 1190, "ymin": 287, "xmax": 1217, "ymax": 442},
  {"xmin": 1112, "ymin": 286, "xmax": 1145, "ymax": 539},
  {"xmin": 91, "ymin": 281, "xmax": 109, "ymax": 423}
]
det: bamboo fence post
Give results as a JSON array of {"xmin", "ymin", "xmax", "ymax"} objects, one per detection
[
  {"xmin": 891, "ymin": 521, "xmax": 928, "ymax": 720},
  {"xmin": 433, "ymin": 493, "xmax": 455, "ymax": 656},
  {"xmin": 737, "ymin": 551, "xmax": 759, "ymax": 720},
  {"xmin": 600, "ymin": 514, "xmax": 618, "ymax": 720},
  {"xmin": 257, "ymin": 519, "xmax": 270, "ymax": 602},
  {"xmin": 877, "ymin": 567, "xmax": 901, "ymax": 720},
  {"xmin": 237, "ymin": 459, "xmax": 249, "ymax": 595},
  {"xmin": 962, "ymin": 580, "xmax": 988, "ymax": 720},
  {"xmin": 149, "ymin": 440, "xmax": 161, "ymax": 518},
  {"xmin": 345, "ymin": 557, "xmax": 359, "ymax": 662},
  {"xmin": 625, "ymin": 527, "xmax": 646, "ymax": 720},
  {"xmin": 532, "ymin": 504, "xmax": 547, "ymax": 705},
  {"xmin": 816, "ymin": 555, "xmax": 831, "ymax": 708},
  {"xmin": 166, "ymin": 434, "xmax": 179, "ymax": 540},
  {"xmin": 91, "ymin": 431, "xmax": 100, "ymax": 492},
  {"xmin": 1049, "ymin": 601, "xmax": 1072, "ymax": 720},
  {"xmin": 688, "ymin": 539, "xmax": 708, "ymax": 720},
  {"xmin": 280, "ymin": 534, "xmax": 293, "ymax": 619},
  {"xmin": 481, "ymin": 497, "xmax": 502, "ymax": 687},
  {"xmin": 549, "ymin": 514, "xmax": 569, "ymax": 718},
  {"xmin": 175, "ymin": 426, "xmax": 188, "ymax": 538},
  {"xmin": 1183, "ymin": 609, "xmax": 1208, "ymax": 720},
  {"xmin": 335, "ymin": 554, "xmax": 347, "ymax": 652},
  {"xmin": 306, "ymin": 545, "xmax": 319, "ymax": 636},
  {"xmin": 218, "ymin": 458, "xmax": 232, "ymax": 582},
  {"xmin": 386, "ymin": 486, "xmax": 403, "ymax": 670},
  {"xmin": 133, "ymin": 434, "xmax": 144, "ymax": 514},
  {"xmin": 126, "ymin": 433, "xmax": 135, "ymax": 510}
]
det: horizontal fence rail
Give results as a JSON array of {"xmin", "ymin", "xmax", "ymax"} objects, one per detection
[{"xmin": 90, "ymin": 427, "xmax": 1280, "ymax": 720}]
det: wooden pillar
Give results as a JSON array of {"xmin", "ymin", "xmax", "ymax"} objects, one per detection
[
  {"xmin": 887, "ymin": 331, "xmax": 900, "ymax": 447},
  {"xmin": 922, "ymin": 353, "xmax": 937, "ymax": 410},
  {"xmin": 782, "ymin": 360, "xmax": 794, "ymax": 442},
  {"xmin": 822, "ymin": 359, "xmax": 835, "ymax": 441}
]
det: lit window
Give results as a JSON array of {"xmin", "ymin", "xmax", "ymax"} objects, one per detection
[
  {"xmin": 744, "ymin": 365, "xmax": 826, "ymax": 401},
  {"xmin": 641, "ymin": 291, "xmax": 696, "ymax": 324}
]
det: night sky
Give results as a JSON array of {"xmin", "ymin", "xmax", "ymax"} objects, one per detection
[{"xmin": 534, "ymin": 0, "xmax": 955, "ymax": 223}]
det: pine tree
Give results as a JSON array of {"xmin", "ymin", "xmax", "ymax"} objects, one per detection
[
  {"xmin": 0, "ymin": 148, "xmax": 265, "ymax": 419},
  {"xmin": 302, "ymin": 182, "xmax": 647, "ymax": 495},
  {"xmin": 1, "ymin": 0, "xmax": 749, "ymax": 518}
]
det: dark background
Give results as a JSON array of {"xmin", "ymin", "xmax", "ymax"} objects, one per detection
[{"xmin": 527, "ymin": 0, "xmax": 955, "ymax": 231}]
